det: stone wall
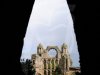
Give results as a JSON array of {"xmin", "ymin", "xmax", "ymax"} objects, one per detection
[{"xmin": 31, "ymin": 43, "xmax": 72, "ymax": 75}]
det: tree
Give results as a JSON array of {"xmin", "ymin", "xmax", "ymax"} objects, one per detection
[{"xmin": 21, "ymin": 59, "xmax": 35, "ymax": 75}]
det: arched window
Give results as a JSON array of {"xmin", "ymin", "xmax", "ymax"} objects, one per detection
[{"xmin": 48, "ymin": 49, "xmax": 57, "ymax": 57}]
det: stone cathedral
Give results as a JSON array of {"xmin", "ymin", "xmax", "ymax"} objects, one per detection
[{"xmin": 31, "ymin": 43, "xmax": 72, "ymax": 75}]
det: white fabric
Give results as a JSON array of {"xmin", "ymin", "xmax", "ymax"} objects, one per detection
[{"xmin": 21, "ymin": 0, "xmax": 80, "ymax": 67}]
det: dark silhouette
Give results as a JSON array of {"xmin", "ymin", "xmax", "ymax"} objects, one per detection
[
  {"xmin": 3, "ymin": 0, "xmax": 100, "ymax": 75},
  {"xmin": 2, "ymin": 0, "xmax": 35, "ymax": 75},
  {"xmin": 21, "ymin": 59, "xmax": 35, "ymax": 75},
  {"xmin": 1, "ymin": 0, "xmax": 81, "ymax": 75},
  {"xmin": 75, "ymin": 72, "xmax": 81, "ymax": 75}
]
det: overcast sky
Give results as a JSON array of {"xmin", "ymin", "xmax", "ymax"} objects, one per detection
[{"xmin": 21, "ymin": 0, "xmax": 80, "ymax": 67}]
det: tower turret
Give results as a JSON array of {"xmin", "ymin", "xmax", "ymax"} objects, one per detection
[
  {"xmin": 37, "ymin": 43, "xmax": 44, "ymax": 56},
  {"xmin": 61, "ymin": 43, "xmax": 68, "ymax": 54}
]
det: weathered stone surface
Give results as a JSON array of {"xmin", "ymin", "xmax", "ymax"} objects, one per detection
[{"xmin": 31, "ymin": 43, "xmax": 72, "ymax": 75}]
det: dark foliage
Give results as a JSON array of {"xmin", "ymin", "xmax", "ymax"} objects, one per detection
[{"xmin": 21, "ymin": 59, "xmax": 35, "ymax": 75}]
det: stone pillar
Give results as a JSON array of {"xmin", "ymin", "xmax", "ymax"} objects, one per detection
[
  {"xmin": 50, "ymin": 59, "xmax": 52, "ymax": 75},
  {"xmin": 46, "ymin": 59, "xmax": 48, "ymax": 75},
  {"xmin": 67, "ymin": 58, "xmax": 70, "ymax": 71},
  {"xmin": 53, "ymin": 59, "xmax": 55, "ymax": 70},
  {"xmin": 42, "ymin": 59, "xmax": 44, "ymax": 75},
  {"xmin": 57, "ymin": 58, "xmax": 59, "ymax": 64},
  {"xmin": 64, "ymin": 58, "xmax": 66, "ymax": 75}
]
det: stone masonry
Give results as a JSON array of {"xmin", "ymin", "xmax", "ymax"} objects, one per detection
[{"xmin": 31, "ymin": 43, "xmax": 72, "ymax": 75}]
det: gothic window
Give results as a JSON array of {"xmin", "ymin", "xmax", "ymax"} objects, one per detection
[{"xmin": 48, "ymin": 49, "xmax": 57, "ymax": 57}]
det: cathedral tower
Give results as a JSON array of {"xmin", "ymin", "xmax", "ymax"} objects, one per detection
[
  {"xmin": 37, "ymin": 43, "xmax": 44, "ymax": 56},
  {"xmin": 61, "ymin": 43, "xmax": 68, "ymax": 55}
]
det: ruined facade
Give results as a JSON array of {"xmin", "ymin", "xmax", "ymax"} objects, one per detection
[{"xmin": 31, "ymin": 43, "xmax": 72, "ymax": 75}]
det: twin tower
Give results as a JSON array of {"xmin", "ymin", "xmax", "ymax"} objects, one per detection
[
  {"xmin": 37, "ymin": 43, "xmax": 70, "ymax": 58},
  {"xmin": 31, "ymin": 43, "xmax": 72, "ymax": 75}
]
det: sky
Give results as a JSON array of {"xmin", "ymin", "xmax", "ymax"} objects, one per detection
[{"xmin": 21, "ymin": 0, "xmax": 80, "ymax": 67}]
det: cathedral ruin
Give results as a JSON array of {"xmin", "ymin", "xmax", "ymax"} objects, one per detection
[{"xmin": 31, "ymin": 43, "xmax": 73, "ymax": 75}]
